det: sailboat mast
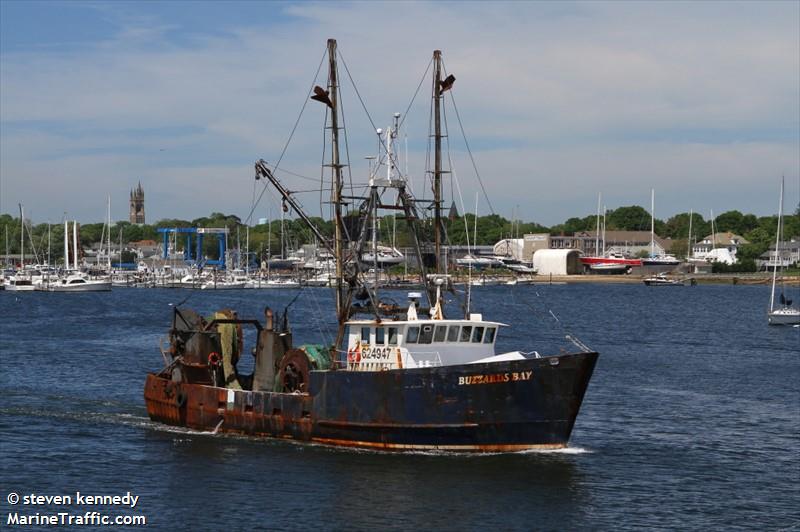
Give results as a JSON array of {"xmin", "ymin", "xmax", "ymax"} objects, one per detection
[
  {"xmin": 769, "ymin": 179, "xmax": 784, "ymax": 312},
  {"xmin": 18, "ymin": 204, "xmax": 24, "ymax": 270},
  {"xmin": 710, "ymin": 209, "xmax": 716, "ymax": 251},
  {"xmin": 602, "ymin": 206, "xmax": 607, "ymax": 256},
  {"xmin": 107, "ymin": 196, "xmax": 111, "ymax": 271},
  {"xmin": 73, "ymin": 221, "xmax": 78, "ymax": 271},
  {"xmin": 595, "ymin": 193, "xmax": 601, "ymax": 256},
  {"xmin": 64, "ymin": 219, "xmax": 69, "ymax": 269},
  {"xmin": 433, "ymin": 50, "xmax": 443, "ymax": 274},
  {"xmin": 687, "ymin": 209, "xmax": 693, "ymax": 260},
  {"xmin": 650, "ymin": 189, "xmax": 655, "ymax": 257}
]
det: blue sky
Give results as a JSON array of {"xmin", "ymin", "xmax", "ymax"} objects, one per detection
[{"xmin": 1, "ymin": 1, "xmax": 798, "ymax": 226}]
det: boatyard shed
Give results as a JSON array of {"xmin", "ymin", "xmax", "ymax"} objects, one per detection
[{"xmin": 533, "ymin": 249, "xmax": 582, "ymax": 275}]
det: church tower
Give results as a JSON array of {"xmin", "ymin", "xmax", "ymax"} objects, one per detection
[{"xmin": 129, "ymin": 182, "xmax": 145, "ymax": 224}]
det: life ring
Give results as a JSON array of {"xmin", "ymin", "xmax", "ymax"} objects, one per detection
[
  {"xmin": 175, "ymin": 391, "xmax": 187, "ymax": 408},
  {"xmin": 208, "ymin": 352, "xmax": 221, "ymax": 367}
]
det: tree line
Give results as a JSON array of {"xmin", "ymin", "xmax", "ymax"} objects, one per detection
[{"xmin": 1, "ymin": 204, "xmax": 798, "ymax": 264}]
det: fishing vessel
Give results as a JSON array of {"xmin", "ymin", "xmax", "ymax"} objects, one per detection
[{"xmin": 144, "ymin": 40, "xmax": 598, "ymax": 451}]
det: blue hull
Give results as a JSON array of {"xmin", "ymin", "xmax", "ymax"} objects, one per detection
[{"xmin": 145, "ymin": 352, "xmax": 597, "ymax": 452}]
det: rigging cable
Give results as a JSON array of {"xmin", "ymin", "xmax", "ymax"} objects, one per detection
[
  {"xmin": 337, "ymin": 51, "xmax": 389, "ymax": 163},
  {"xmin": 441, "ymin": 60, "xmax": 496, "ymax": 215},
  {"xmin": 246, "ymin": 46, "xmax": 328, "ymax": 226},
  {"xmin": 506, "ymin": 284, "xmax": 588, "ymax": 352},
  {"xmin": 398, "ymin": 57, "xmax": 433, "ymax": 132}
]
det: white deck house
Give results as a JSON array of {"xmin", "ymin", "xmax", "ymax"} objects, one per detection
[{"xmin": 345, "ymin": 294, "xmax": 523, "ymax": 371}]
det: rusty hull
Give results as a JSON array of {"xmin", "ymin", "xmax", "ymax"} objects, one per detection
[{"xmin": 145, "ymin": 352, "xmax": 598, "ymax": 452}]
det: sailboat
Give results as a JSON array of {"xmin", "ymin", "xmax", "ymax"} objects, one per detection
[
  {"xmin": 642, "ymin": 189, "xmax": 680, "ymax": 266},
  {"xmin": 768, "ymin": 178, "xmax": 800, "ymax": 325},
  {"xmin": 45, "ymin": 221, "xmax": 112, "ymax": 292},
  {"xmin": 144, "ymin": 41, "xmax": 597, "ymax": 451},
  {"xmin": 579, "ymin": 194, "xmax": 642, "ymax": 273},
  {"xmin": 4, "ymin": 204, "xmax": 38, "ymax": 291}
]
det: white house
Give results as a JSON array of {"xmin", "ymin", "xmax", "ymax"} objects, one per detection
[{"xmin": 692, "ymin": 232, "xmax": 748, "ymax": 264}]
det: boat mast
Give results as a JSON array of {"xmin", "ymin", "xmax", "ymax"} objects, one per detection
[
  {"xmin": 107, "ymin": 195, "xmax": 112, "ymax": 271},
  {"xmin": 710, "ymin": 209, "xmax": 716, "ymax": 251},
  {"xmin": 602, "ymin": 205, "xmax": 607, "ymax": 256},
  {"xmin": 769, "ymin": 178, "xmax": 784, "ymax": 312},
  {"xmin": 327, "ymin": 39, "xmax": 346, "ymax": 341},
  {"xmin": 687, "ymin": 209, "xmax": 693, "ymax": 260},
  {"xmin": 18, "ymin": 204, "xmax": 24, "ymax": 270},
  {"xmin": 595, "ymin": 193, "xmax": 601, "ymax": 256},
  {"xmin": 650, "ymin": 189, "xmax": 655, "ymax": 257},
  {"xmin": 73, "ymin": 221, "xmax": 78, "ymax": 271},
  {"xmin": 433, "ymin": 50, "xmax": 444, "ymax": 275},
  {"xmin": 64, "ymin": 219, "xmax": 69, "ymax": 270}
]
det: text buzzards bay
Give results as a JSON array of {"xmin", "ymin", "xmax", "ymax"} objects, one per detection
[{"xmin": 458, "ymin": 371, "xmax": 533, "ymax": 386}]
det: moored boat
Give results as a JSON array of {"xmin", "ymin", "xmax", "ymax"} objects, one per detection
[
  {"xmin": 643, "ymin": 272, "xmax": 686, "ymax": 286},
  {"xmin": 45, "ymin": 273, "xmax": 112, "ymax": 292},
  {"xmin": 767, "ymin": 178, "xmax": 800, "ymax": 325}
]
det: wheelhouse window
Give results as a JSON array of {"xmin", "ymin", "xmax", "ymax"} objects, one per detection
[
  {"xmin": 460, "ymin": 326, "xmax": 472, "ymax": 342},
  {"xmin": 361, "ymin": 327, "xmax": 371, "ymax": 344},
  {"xmin": 387, "ymin": 327, "xmax": 398, "ymax": 346},
  {"xmin": 483, "ymin": 327, "xmax": 496, "ymax": 344},
  {"xmin": 433, "ymin": 325, "xmax": 447, "ymax": 343},
  {"xmin": 406, "ymin": 326, "xmax": 420, "ymax": 344},
  {"xmin": 447, "ymin": 325, "xmax": 459, "ymax": 342},
  {"xmin": 376, "ymin": 327, "xmax": 385, "ymax": 345},
  {"xmin": 419, "ymin": 324, "xmax": 434, "ymax": 344},
  {"xmin": 471, "ymin": 326, "xmax": 485, "ymax": 343}
]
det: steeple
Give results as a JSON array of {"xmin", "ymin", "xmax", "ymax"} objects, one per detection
[{"xmin": 129, "ymin": 181, "xmax": 145, "ymax": 224}]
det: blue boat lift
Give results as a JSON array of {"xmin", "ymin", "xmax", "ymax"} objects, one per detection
[{"xmin": 157, "ymin": 227, "xmax": 230, "ymax": 268}]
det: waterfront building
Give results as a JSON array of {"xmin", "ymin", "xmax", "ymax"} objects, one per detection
[
  {"xmin": 493, "ymin": 230, "xmax": 671, "ymax": 263},
  {"xmin": 758, "ymin": 239, "xmax": 800, "ymax": 270},
  {"xmin": 692, "ymin": 232, "xmax": 748, "ymax": 264}
]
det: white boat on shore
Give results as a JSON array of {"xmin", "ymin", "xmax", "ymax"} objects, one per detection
[{"xmin": 455, "ymin": 254, "xmax": 502, "ymax": 269}]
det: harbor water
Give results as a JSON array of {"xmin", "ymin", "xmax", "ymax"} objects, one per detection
[{"xmin": 1, "ymin": 283, "xmax": 798, "ymax": 530}]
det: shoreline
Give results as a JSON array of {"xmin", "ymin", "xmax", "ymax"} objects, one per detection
[{"xmin": 453, "ymin": 273, "xmax": 800, "ymax": 286}]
